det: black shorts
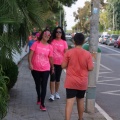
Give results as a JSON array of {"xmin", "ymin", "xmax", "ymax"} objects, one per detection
[
  {"xmin": 50, "ymin": 64, "xmax": 62, "ymax": 82},
  {"xmin": 66, "ymin": 88, "xmax": 86, "ymax": 99}
]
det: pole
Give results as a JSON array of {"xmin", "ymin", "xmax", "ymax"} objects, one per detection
[
  {"xmin": 60, "ymin": 10, "xmax": 61, "ymax": 27},
  {"xmin": 85, "ymin": 0, "xmax": 100, "ymax": 113}
]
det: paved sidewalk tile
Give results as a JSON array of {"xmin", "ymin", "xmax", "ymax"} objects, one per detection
[{"xmin": 3, "ymin": 56, "xmax": 107, "ymax": 120}]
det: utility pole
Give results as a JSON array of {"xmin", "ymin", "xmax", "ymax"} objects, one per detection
[{"xmin": 85, "ymin": 0, "xmax": 100, "ymax": 113}]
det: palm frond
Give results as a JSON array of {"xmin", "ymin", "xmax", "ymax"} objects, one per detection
[{"xmin": 0, "ymin": 33, "xmax": 21, "ymax": 68}]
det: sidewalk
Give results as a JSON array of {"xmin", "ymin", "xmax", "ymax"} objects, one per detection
[{"xmin": 3, "ymin": 55, "xmax": 107, "ymax": 120}]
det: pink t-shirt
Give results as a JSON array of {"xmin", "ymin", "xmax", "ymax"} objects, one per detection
[
  {"xmin": 62, "ymin": 47, "xmax": 94, "ymax": 90},
  {"xmin": 36, "ymin": 32, "xmax": 40, "ymax": 38},
  {"xmin": 51, "ymin": 39, "xmax": 68, "ymax": 65},
  {"xmin": 30, "ymin": 41, "xmax": 53, "ymax": 71}
]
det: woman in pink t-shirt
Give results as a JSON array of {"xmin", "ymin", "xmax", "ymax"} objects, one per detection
[
  {"xmin": 48, "ymin": 26, "xmax": 68, "ymax": 101},
  {"xmin": 62, "ymin": 33, "xmax": 94, "ymax": 120},
  {"xmin": 28, "ymin": 29, "xmax": 54, "ymax": 111}
]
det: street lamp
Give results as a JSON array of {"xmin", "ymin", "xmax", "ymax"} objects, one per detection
[{"xmin": 105, "ymin": 2, "xmax": 115, "ymax": 30}]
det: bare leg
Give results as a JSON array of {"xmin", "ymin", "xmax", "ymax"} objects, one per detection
[
  {"xmin": 65, "ymin": 97, "xmax": 75, "ymax": 120},
  {"xmin": 76, "ymin": 98, "xmax": 84, "ymax": 120},
  {"xmin": 50, "ymin": 82, "xmax": 55, "ymax": 94},
  {"xmin": 55, "ymin": 82, "xmax": 60, "ymax": 93}
]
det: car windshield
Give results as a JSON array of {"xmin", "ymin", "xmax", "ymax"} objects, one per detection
[
  {"xmin": 112, "ymin": 35, "xmax": 118, "ymax": 38},
  {"xmin": 105, "ymin": 35, "xmax": 109, "ymax": 38}
]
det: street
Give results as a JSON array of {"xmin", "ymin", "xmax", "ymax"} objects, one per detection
[{"xmin": 96, "ymin": 43, "xmax": 120, "ymax": 120}]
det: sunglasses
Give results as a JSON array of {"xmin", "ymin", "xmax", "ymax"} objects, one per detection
[
  {"xmin": 56, "ymin": 31, "xmax": 62, "ymax": 34},
  {"xmin": 44, "ymin": 31, "xmax": 51, "ymax": 37}
]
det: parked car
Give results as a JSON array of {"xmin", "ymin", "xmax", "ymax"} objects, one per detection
[
  {"xmin": 105, "ymin": 34, "xmax": 119, "ymax": 45},
  {"xmin": 99, "ymin": 35, "xmax": 110, "ymax": 44},
  {"xmin": 65, "ymin": 34, "xmax": 73, "ymax": 47},
  {"xmin": 114, "ymin": 36, "xmax": 120, "ymax": 48}
]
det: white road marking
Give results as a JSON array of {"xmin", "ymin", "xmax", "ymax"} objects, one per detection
[
  {"xmin": 97, "ymin": 83, "xmax": 120, "ymax": 86},
  {"xmin": 99, "ymin": 76, "xmax": 117, "ymax": 78},
  {"xmin": 100, "ymin": 68, "xmax": 107, "ymax": 70},
  {"xmin": 105, "ymin": 54, "xmax": 120, "ymax": 56},
  {"xmin": 102, "ymin": 89, "xmax": 120, "ymax": 93},
  {"xmin": 99, "ymin": 72, "xmax": 112, "ymax": 74},
  {"xmin": 100, "ymin": 64, "xmax": 112, "ymax": 71},
  {"xmin": 63, "ymin": 69, "xmax": 113, "ymax": 120},
  {"xmin": 98, "ymin": 78, "xmax": 120, "ymax": 82},
  {"xmin": 99, "ymin": 44, "xmax": 120, "ymax": 54},
  {"xmin": 95, "ymin": 103, "xmax": 113, "ymax": 120},
  {"xmin": 101, "ymin": 90, "xmax": 120, "ymax": 96},
  {"xmin": 102, "ymin": 93, "xmax": 120, "ymax": 96}
]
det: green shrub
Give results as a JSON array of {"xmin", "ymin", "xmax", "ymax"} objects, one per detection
[
  {"xmin": 0, "ymin": 58, "xmax": 19, "ymax": 91},
  {"xmin": 3, "ymin": 60, "xmax": 19, "ymax": 90},
  {"xmin": 0, "ymin": 65, "xmax": 9, "ymax": 119}
]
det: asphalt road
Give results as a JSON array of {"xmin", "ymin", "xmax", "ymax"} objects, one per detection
[{"xmin": 96, "ymin": 43, "xmax": 120, "ymax": 120}]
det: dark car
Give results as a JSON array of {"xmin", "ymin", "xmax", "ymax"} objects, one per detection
[
  {"xmin": 105, "ymin": 34, "xmax": 119, "ymax": 45},
  {"xmin": 114, "ymin": 36, "xmax": 120, "ymax": 48}
]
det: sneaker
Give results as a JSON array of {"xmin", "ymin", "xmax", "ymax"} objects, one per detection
[
  {"xmin": 37, "ymin": 101, "xmax": 41, "ymax": 105},
  {"xmin": 49, "ymin": 94, "xmax": 55, "ymax": 101},
  {"xmin": 55, "ymin": 92, "xmax": 60, "ymax": 99},
  {"xmin": 40, "ymin": 105, "xmax": 47, "ymax": 111},
  {"xmin": 36, "ymin": 98, "xmax": 41, "ymax": 105}
]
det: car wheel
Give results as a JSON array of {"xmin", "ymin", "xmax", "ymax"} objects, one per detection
[{"xmin": 114, "ymin": 45, "xmax": 116, "ymax": 47}]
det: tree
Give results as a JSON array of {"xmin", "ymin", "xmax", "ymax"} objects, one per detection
[
  {"xmin": 107, "ymin": 0, "xmax": 120, "ymax": 30},
  {"xmin": 56, "ymin": 0, "xmax": 78, "ymax": 7},
  {"xmin": 99, "ymin": 10, "xmax": 109, "ymax": 31},
  {"xmin": 73, "ymin": 1, "xmax": 91, "ymax": 33},
  {"xmin": 0, "ymin": 0, "xmax": 47, "ymax": 68},
  {"xmin": 0, "ymin": 0, "xmax": 76, "ymax": 69},
  {"xmin": 72, "ymin": 0, "xmax": 106, "ymax": 33}
]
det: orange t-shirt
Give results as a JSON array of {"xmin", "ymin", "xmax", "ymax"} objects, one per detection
[{"xmin": 62, "ymin": 47, "xmax": 94, "ymax": 90}]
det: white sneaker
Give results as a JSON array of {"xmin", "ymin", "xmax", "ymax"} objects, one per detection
[
  {"xmin": 55, "ymin": 92, "xmax": 60, "ymax": 99},
  {"xmin": 49, "ymin": 94, "xmax": 55, "ymax": 101}
]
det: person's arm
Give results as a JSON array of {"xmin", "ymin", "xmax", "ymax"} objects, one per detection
[
  {"xmin": 64, "ymin": 41, "xmax": 68, "ymax": 53},
  {"xmin": 49, "ymin": 57, "xmax": 54, "ymax": 73},
  {"xmin": 49, "ymin": 45, "xmax": 54, "ymax": 73},
  {"xmin": 28, "ymin": 50, "xmax": 34, "ymax": 70},
  {"xmin": 88, "ymin": 65, "xmax": 94, "ymax": 71},
  {"xmin": 64, "ymin": 49, "xmax": 68, "ymax": 53},
  {"xmin": 87, "ymin": 53, "xmax": 94, "ymax": 71},
  {"xmin": 61, "ymin": 52, "xmax": 68, "ymax": 69},
  {"xmin": 61, "ymin": 61, "xmax": 68, "ymax": 69}
]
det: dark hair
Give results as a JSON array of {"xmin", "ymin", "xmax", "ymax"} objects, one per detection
[
  {"xmin": 49, "ymin": 26, "xmax": 66, "ymax": 43},
  {"xmin": 74, "ymin": 33, "xmax": 85, "ymax": 45},
  {"xmin": 38, "ymin": 29, "xmax": 51, "ymax": 41}
]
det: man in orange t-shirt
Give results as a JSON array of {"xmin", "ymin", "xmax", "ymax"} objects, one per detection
[{"xmin": 62, "ymin": 33, "xmax": 94, "ymax": 120}]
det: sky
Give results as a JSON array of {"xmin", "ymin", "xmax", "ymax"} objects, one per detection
[{"xmin": 64, "ymin": 0, "xmax": 89, "ymax": 30}]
